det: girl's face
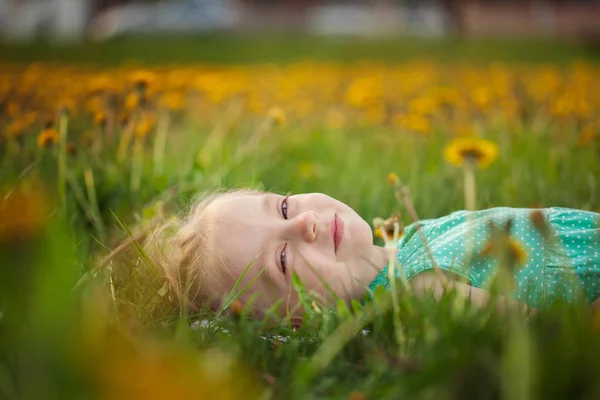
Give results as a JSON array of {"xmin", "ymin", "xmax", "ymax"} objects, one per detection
[{"xmin": 211, "ymin": 192, "xmax": 379, "ymax": 315}]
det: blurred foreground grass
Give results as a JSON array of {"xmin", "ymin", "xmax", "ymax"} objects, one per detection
[{"xmin": 1, "ymin": 36, "xmax": 600, "ymax": 399}]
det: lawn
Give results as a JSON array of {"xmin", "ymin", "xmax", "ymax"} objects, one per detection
[{"xmin": 1, "ymin": 35, "xmax": 600, "ymax": 399}]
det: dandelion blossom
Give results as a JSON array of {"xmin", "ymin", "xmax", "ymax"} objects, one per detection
[
  {"xmin": 444, "ymin": 137, "xmax": 498, "ymax": 168},
  {"xmin": 37, "ymin": 127, "xmax": 60, "ymax": 148},
  {"xmin": 268, "ymin": 107, "xmax": 286, "ymax": 125}
]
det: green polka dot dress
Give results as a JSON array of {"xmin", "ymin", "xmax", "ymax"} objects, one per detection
[{"xmin": 369, "ymin": 208, "xmax": 600, "ymax": 308}]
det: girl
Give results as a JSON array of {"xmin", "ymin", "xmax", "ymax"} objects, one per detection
[{"xmin": 146, "ymin": 189, "xmax": 600, "ymax": 318}]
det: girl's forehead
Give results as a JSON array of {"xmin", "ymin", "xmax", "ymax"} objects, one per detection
[{"xmin": 213, "ymin": 193, "xmax": 265, "ymax": 216}]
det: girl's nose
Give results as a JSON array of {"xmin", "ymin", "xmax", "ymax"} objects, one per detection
[{"xmin": 288, "ymin": 211, "xmax": 317, "ymax": 243}]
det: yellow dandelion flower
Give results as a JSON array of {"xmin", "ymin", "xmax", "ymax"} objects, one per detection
[
  {"xmin": 373, "ymin": 214, "xmax": 404, "ymax": 241},
  {"xmin": 506, "ymin": 238, "xmax": 528, "ymax": 266},
  {"xmin": 86, "ymin": 95, "xmax": 106, "ymax": 114},
  {"xmin": 374, "ymin": 227, "xmax": 383, "ymax": 239},
  {"xmin": 444, "ymin": 137, "xmax": 498, "ymax": 168},
  {"xmin": 160, "ymin": 91, "xmax": 186, "ymax": 111},
  {"xmin": 0, "ymin": 185, "xmax": 48, "ymax": 242},
  {"xmin": 94, "ymin": 112, "xmax": 107, "ymax": 127},
  {"xmin": 480, "ymin": 222, "xmax": 528, "ymax": 267},
  {"xmin": 550, "ymin": 95, "xmax": 574, "ymax": 117},
  {"xmin": 87, "ymin": 74, "xmax": 113, "ymax": 93},
  {"xmin": 348, "ymin": 391, "xmax": 366, "ymax": 400},
  {"xmin": 125, "ymin": 92, "xmax": 142, "ymax": 111},
  {"xmin": 578, "ymin": 123, "xmax": 597, "ymax": 147},
  {"xmin": 130, "ymin": 70, "xmax": 157, "ymax": 90},
  {"xmin": 5, "ymin": 120, "xmax": 26, "ymax": 138},
  {"xmin": 5, "ymin": 102, "xmax": 20, "ymax": 118},
  {"xmin": 393, "ymin": 113, "xmax": 431, "ymax": 135},
  {"xmin": 23, "ymin": 112, "xmax": 39, "ymax": 125},
  {"xmin": 37, "ymin": 128, "xmax": 60, "ymax": 148},
  {"xmin": 345, "ymin": 77, "xmax": 381, "ymax": 108},
  {"xmin": 134, "ymin": 113, "xmax": 157, "ymax": 138},
  {"xmin": 471, "ymin": 86, "xmax": 493, "ymax": 110},
  {"xmin": 229, "ymin": 299, "xmax": 244, "ymax": 316},
  {"xmin": 409, "ymin": 96, "xmax": 437, "ymax": 116},
  {"xmin": 268, "ymin": 106, "xmax": 286, "ymax": 125},
  {"xmin": 387, "ymin": 172, "xmax": 399, "ymax": 186}
]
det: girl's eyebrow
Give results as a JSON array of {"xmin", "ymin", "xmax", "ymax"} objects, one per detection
[{"xmin": 262, "ymin": 193, "xmax": 278, "ymax": 215}]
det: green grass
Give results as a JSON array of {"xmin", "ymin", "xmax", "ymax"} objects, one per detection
[
  {"xmin": 1, "ymin": 33, "xmax": 600, "ymax": 65},
  {"xmin": 1, "ymin": 36, "xmax": 600, "ymax": 399}
]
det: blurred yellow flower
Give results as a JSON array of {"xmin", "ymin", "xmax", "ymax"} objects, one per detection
[
  {"xmin": 87, "ymin": 325, "xmax": 261, "ymax": 400},
  {"xmin": 6, "ymin": 120, "xmax": 27, "ymax": 138},
  {"xmin": 345, "ymin": 77, "xmax": 381, "ymax": 108},
  {"xmin": 348, "ymin": 391, "xmax": 367, "ymax": 400},
  {"xmin": 481, "ymin": 236, "xmax": 528, "ymax": 267},
  {"xmin": 87, "ymin": 74, "xmax": 113, "ymax": 93},
  {"xmin": 5, "ymin": 102, "xmax": 20, "ymax": 118},
  {"xmin": 37, "ymin": 127, "xmax": 60, "ymax": 148},
  {"xmin": 86, "ymin": 96, "xmax": 106, "ymax": 114},
  {"xmin": 393, "ymin": 113, "xmax": 431, "ymax": 135},
  {"xmin": 21, "ymin": 111, "xmax": 39, "ymax": 126},
  {"xmin": 160, "ymin": 91, "xmax": 186, "ymax": 111},
  {"xmin": 444, "ymin": 137, "xmax": 498, "ymax": 168},
  {"xmin": 268, "ymin": 106, "xmax": 286, "ymax": 125},
  {"xmin": 297, "ymin": 161, "xmax": 318, "ymax": 180},
  {"xmin": 130, "ymin": 70, "xmax": 157, "ymax": 90},
  {"xmin": 125, "ymin": 92, "xmax": 142, "ymax": 111},
  {"xmin": 578, "ymin": 123, "xmax": 597, "ymax": 147},
  {"xmin": 409, "ymin": 96, "xmax": 437, "ymax": 116},
  {"xmin": 387, "ymin": 172, "xmax": 399, "ymax": 186},
  {"xmin": 471, "ymin": 86, "xmax": 493, "ymax": 110},
  {"xmin": 229, "ymin": 299, "xmax": 244, "ymax": 316},
  {"xmin": 0, "ymin": 185, "xmax": 48, "ymax": 242},
  {"xmin": 94, "ymin": 112, "xmax": 107, "ymax": 127},
  {"xmin": 134, "ymin": 113, "xmax": 157, "ymax": 138},
  {"xmin": 373, "ymin": 214, "xmax": 404, "ymax": 241}
]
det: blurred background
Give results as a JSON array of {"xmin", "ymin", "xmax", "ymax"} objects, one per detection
[{"xmin": 0, "ymin": 0, "xmax": 599, "ymax": 43}]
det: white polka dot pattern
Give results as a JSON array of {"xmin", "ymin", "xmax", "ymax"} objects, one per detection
[{"xmin": 368, "ymin": 207, "xmax": 600, "ymax": 308}]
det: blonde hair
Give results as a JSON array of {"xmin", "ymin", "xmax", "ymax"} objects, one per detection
[{"xmin": 144, "ymin": 189, "xmax": 261, "ymax": 313}]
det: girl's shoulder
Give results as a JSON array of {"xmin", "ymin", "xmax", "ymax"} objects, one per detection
[
  {"xmin": 413, "ymin": 207, "xmax": 538, "ymax": 232},
  {"xmin": 397, "ymin": 206, "xmax": 598, "ymax": 251}
]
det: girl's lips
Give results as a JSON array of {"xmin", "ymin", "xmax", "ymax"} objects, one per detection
[{"xmin": 332, "ymin": 214, "xmax": 344, "ymax": 253}]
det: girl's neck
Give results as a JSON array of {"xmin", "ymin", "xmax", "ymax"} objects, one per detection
[{"xmin": 348, "ymin": 245, "xmax": 395, "ymax": 300}]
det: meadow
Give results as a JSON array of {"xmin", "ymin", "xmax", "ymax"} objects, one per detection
[{"xmin": 1, "ymin": 35, "xmax": 600, "ymax": 399}]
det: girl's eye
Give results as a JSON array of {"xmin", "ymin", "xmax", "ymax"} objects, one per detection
[
  {"xmin": 281, "ymin": 195, "xmax": 290, "ymax": 219},
  {"xmin": 280, "ymin": 244, "xmax": 287, "ymax": 274}
]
